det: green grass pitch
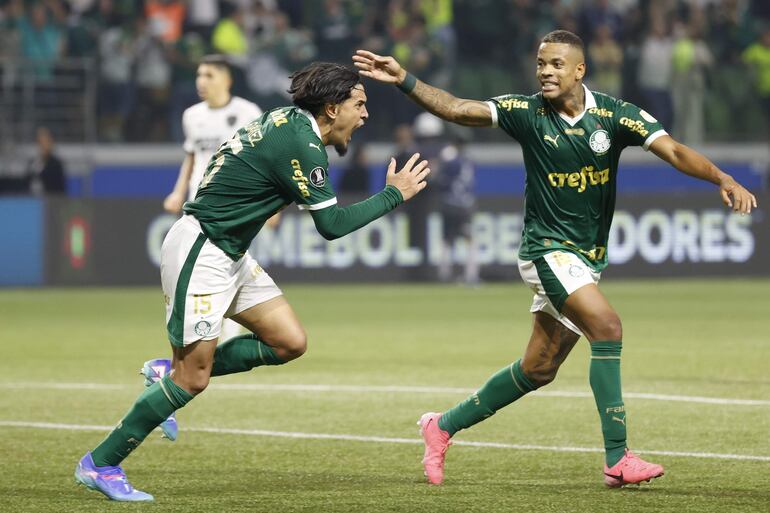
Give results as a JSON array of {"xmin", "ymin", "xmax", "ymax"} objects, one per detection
[{"xmin": 1, "ymin": 280, "xmax": 768, "ymax": 513}]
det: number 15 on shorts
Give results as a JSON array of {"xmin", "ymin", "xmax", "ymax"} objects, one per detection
[{"xmin": 193, "ymin": 294, "xmax": 211, "ymax": 314}]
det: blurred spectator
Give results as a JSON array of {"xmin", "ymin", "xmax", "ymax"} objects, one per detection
[
  {"xmin": 211, "ymin": 3, "xmax": 248, "ymax": 59},
  {"xmin": 0, "ymin": 0, "xmax": 768, "ymax": 145},
  {"xmin": 186, "ymin": 0, "xmax": 219, "ymax": 39},
  {"xmin": 167, "ymin": 31, "xmax": 208, "ymax": 142},
  {"xmin": 671, "ymin": 17, "xmax": 713, "ymax": 144},
  {"xmin": 27, "ymin": 126, "xmax": 66, "ymax": 195},
  {"xmin": 637, "ymin": 16, "xmax": 674, "ymax": 130},
  {"xmin": 9, "ymin": 0, "xmax": 66, "ymax": 81},
  {"xmin": 578, "ymin": 0, "xmax": 623, "ymax": 44},
  {"xmin": 587, "ymin": 23, "xmax": 623, "ymax": 97},
  {"xmin": 313, "ymin": 0, "xmax": 353, "ymax": 63},
  {"xmin": 391, "ymin": 14, "xmax": 445, "ymax": 100},
  {"xmin": 126, "ymin": 16, "xmax": 172, "ymax": 141},
  {"xmin": 338, "ymin": 144, "xmax": 371, "ymax": 195},
  {"xmin": 244, "ymin": 0, "xmax": 280, "ymax": 44},
  {"xmin": 742, "ymin": 25, "xmax": 770, "ymax": 136},
  {"xmin": 418, "ymin": 0, "xmax": 456, "ymax": 86},
  {"xmin": 412, "ymin": 113, "xmax": 477, "ymax": 285},
  {"xmin": 145, "ymin": 0, "xmax": 185, "ymax": 44},
  {"xmin": 97, "ymin": 12, "xmax": 136, "ymax": 141}
]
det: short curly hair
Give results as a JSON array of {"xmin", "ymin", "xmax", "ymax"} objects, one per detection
[{"xmin": 541, "ymin": 30, "xmax": 585, "ymax": 56}]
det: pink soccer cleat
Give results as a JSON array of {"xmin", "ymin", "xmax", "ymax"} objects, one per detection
[
  {"xmin": 418, "ymin": 412, "xmax": 452, "ymax": 485},
  {"xmin": 603, "ymin": 449, "xmax": 664, "ymax": 487}
]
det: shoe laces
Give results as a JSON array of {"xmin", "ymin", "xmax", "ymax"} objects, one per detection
[{"xmin": 621, "ymin": 451, "xmax": 653, "ymax": 471}]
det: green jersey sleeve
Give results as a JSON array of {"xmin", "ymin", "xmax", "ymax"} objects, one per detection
[
  {"xmin": 310, "ymin": 185, "xmax": 403, "ymax": 241},
  {"xmin": 614, "ymin": 101, "xmax": 667, "ymax": 150},
  {"xmin": 486, "ymin": 94, "xmax": 534, "ymax": 140},
  {"xmin": 272, "ymin": 134, "xmax": 337, "ymax": 211}
]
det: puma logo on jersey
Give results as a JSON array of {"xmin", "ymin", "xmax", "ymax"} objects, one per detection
[
  {"xmin": 308, "ymin": 142, "xmax": 323, "ymax": 152},
  {"xmin": 612, "ymin": 415, "xmax": 626, "ymax": 426},
  {"xmin": 544, "ymin": 134, "xmax": 560, "ymax": 147}
]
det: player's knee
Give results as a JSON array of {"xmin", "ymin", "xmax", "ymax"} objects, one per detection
[
  {"xmin": 593, "ymin": 315, "xmax": 622, "ymax": 341},
  {"xmin": 178, "ymin": 370, "xmax": 210, "ymax": 396},
  {"xmin": 277, "ymin": 329, "xmax": 307, "ymax": 361}
]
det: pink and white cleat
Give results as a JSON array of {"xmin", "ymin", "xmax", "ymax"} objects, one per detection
[
  {"xmin": 417, "ymin": 412, "xmax": 452, "ymax": 485},
  {"xmin": 604, "ymin": 449, "xmax": 664, "ymax": 487}
]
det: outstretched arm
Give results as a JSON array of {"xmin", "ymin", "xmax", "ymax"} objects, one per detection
[
  {"xmin": 311, "ymin": 154, "xmax": 430, "ymax": 240},
  {"xmin": 353, "ymin": 50, "xmax": 493, "ymax": 127},
  {"xmin": 649, "ymin": 135, "xmax": 757, "ymax": 214}
]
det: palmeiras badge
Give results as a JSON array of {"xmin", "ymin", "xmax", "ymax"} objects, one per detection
[
  {"xmin": 194, "ymin": 320, "xmax": 211, "ymax": 337},
  {"xmin": 589, "ymin": 129, "xmax": 611, "ymax": 155}
]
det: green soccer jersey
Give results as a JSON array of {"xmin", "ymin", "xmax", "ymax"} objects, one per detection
[
  {"xmin": 488, "ymin": 85, "xmax": 666, "ymax": 271},
  {"xmin": 184, "ymin": 106, "xmax": 403, "ymax": 259}
]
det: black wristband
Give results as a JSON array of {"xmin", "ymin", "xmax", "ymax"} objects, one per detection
[{"xmin": 397, "ymin": 72, "xmax": 417, "ymax": 94}]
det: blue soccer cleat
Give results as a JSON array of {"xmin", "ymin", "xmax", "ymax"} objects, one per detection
[
  {"xmin": 74, "ymin": 452, "xmax": 154, "ymax": 502},
  {"xmin": 140, "ymin": 358, "xmax": 178, "ymax": 441}
]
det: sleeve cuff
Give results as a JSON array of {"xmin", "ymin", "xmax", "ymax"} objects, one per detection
[
  {"xmin": 297, "ymin": 197, "xmax": 338, "ymax": 211},
  {"xmin": 485, "ymin": 101, "xmax": 499, "ymax": 128},
  {"xmin": 642, "ymin": 129, "xmax": 667, "ymax": 151},
  {"xmin": 383, "ymin": 184, "xmax": 404, "ymax": 205}
]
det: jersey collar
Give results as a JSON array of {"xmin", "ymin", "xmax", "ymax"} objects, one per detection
[
  {"xmin": 298, "ymin": 108, "xmax": 323, "ymax": 141},
  {"xmin": 554, "ymin": 84, "xmax": 596, "ymax": 127}
]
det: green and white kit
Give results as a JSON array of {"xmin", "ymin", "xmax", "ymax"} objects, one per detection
[{"xmin": 488, "ymin": 86, "xmax": 666, "ymax": 326}]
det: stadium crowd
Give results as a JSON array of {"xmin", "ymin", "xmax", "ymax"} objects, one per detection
[{"xmin": 0, "ymin": 0, "xmax": 768, "ymax": 143}]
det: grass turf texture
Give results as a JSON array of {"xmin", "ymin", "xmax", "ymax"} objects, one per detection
[{"xmin": 1, "ymin": 280, "xmax": 768, "ymax": 513}]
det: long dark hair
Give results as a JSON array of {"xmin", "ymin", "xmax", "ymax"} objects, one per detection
[{"xmin": 288, "ymin": 62, "xmax": 361, "ymax": 116}]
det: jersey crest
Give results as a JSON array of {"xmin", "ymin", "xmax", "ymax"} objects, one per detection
[{"xmin": 589, "ymin": 130, "xmax": 611, "ymax": 155}]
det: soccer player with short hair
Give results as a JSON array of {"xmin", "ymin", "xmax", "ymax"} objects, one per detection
[
  {"xmin": 155, "ymin": 55, "xmax": 263, "ymax": 441},
  {"xmin": 354, "ymin": 30, "xmax": 757, "ymax": 487},
  {"xmin": 74, "ymin": 62, "xmax": 431, "ymax": 502}
]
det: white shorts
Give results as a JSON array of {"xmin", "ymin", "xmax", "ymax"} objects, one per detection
[
  {"xmin": 161, "ymin": 215, "xmax": 282, "ymax": 347},
  {"xmin": 518, "ymin": 251, "xmax": 601, "ymax": 336}
]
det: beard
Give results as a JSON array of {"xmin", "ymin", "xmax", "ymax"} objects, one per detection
[{"xmin": 334, "ymin": 142, "xmax": 348, "ymax": 157}]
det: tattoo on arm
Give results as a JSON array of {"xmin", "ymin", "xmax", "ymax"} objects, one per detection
[{"xmin": 410, "ymin": 79, "xmax": 492, "ymax": 127}]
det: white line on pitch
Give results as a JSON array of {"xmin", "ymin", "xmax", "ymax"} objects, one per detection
[
  {"xmin": 1, "ymin": 381, "xmax": 768, "ymax": 407},
  {"xmin": 1, "ymin": 420, "xmax": 768, "ymax": 463}
]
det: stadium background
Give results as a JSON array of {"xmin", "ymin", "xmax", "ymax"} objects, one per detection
[
  {"xmin": 1, "ymin": 2, "xmax": 769, "ymax": 512},
  {"xmin": 0, "ymin": 0, "xmax": 768, "ymax": 286}
]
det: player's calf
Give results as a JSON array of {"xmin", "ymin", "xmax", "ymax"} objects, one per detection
[{"xmin": 140, "ymin": 358, "xmax": 178, "ymax": 441}]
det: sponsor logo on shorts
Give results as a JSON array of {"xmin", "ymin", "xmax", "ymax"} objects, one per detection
[
  {"xmin": 568, "ymin": 264, "xmax": 585, "ymax": 278},
  {"xmin": 309, "ymin": 167, "xmax": 326, "ymax": 188},
  {"xmin": 589, "ymin": 129, "xmax": 611, "ymax": 155},
  {"xmin": 194, "ymin": 320, "xmax": 212, "ymax": 337}
]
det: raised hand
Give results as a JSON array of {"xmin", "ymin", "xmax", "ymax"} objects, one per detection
[
  {"xmin": 353, "ymin": 50, "xmax": 406, "ymax": 85},
  {"xmin": 719, "ymin": 175, "xmax": 758, "ymax": 215},
  {"xmin": 386, "ymin": 153, "xmax": 430, "ymax": 201}
]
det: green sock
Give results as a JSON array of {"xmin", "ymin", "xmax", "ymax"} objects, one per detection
[
  {"xmin": 210, "ymin": 334, "xmax": 285, "ymax": 377},
  {"xmin": 92, "ymin": 374, "xmax": 193, "ymax": 467},
  {"xmin": 438, "ymin": 359, "xmax": 537, "ymax": 436},
  {"xmin": 589, "ymin": 341, "xmax": 626, "ymax": 467}
]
